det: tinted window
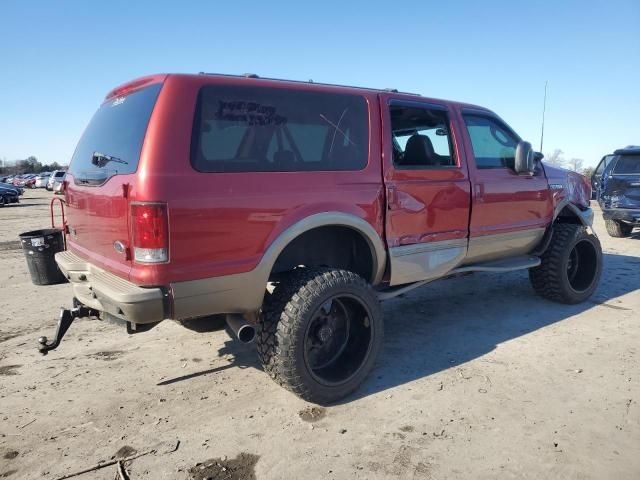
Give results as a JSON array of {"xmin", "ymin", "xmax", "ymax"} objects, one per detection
[
  {"xmin": 613, "ymin": 155, "xmax": 640, "ymax": 174},
  {"xmin": 463, "ymin": 115, "xmax": 519, "ymax": 169},
  {"xmin": 69, "ymin": 84, "xmax": 161, "ymax": 177},
  {"xmin": 390, "ymin": 105, "xmax": 456, "ymax": 168},
  {"xmin": 191, "ymin": 86, "xmax": 368, "ymax": 172}
]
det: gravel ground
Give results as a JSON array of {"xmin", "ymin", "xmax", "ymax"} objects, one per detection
[{"xmin": 1, "ymin": 189, "xmax": 639, "ymax": 479}]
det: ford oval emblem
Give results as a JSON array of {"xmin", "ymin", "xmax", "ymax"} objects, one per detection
[{"xmin": 113, "ymin": 240, "xmax": 126, "ymax": 254}]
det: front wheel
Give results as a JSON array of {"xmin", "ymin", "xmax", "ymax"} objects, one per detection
[
  {"xmin": 529, "ymin": 223, "xmax": 602, "ymax": 304},
  {"xmin": 257, "ymin": 268, "xmax": 383, "ymax": 404}
]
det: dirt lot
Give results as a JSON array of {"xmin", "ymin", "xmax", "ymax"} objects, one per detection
[{"xmin": 1, "ymin": 189, "xmax": 639, "ymax": 479}]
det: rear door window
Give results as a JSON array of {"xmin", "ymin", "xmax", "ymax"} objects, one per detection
[
  {"xmin": 389, "ymin": 104, "xmax": 456, "ymax": 168},
  {"xmin": 613, "ymin": 155, "xmax": 640, "ymax": 174},
  {"xmin": 191, "ymin": 85, "xmax": 369, "ymax": 172},
  {"xmin": 69, "ymin": 83, "xmax": 162, "ymax": 178}
]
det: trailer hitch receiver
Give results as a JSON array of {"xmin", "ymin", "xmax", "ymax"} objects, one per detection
[{"xmin": 37, "ymin": 306, "xmax": 94, "ymax": 355}]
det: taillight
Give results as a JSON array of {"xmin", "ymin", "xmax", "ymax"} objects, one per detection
[{"xmin": 131, "ymin": 203, "xmax": 168, "ymax": 263}]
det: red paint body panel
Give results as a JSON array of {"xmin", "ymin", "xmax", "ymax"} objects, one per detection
[
  {"xmin": 65, "ymin": 174, "xmax": 134, "ymax": 279},
  {"xmin": 453, "ymin": 107, "xmax": 553, "ymax": 236},
  {"xmin": 467, "ymin": 168, "xmax": 553, "ymax": 236},
  {"xmin": 65, "ymin": 74, "xmax": 385, "ymax": 286},
  {"xmin": 380, "ymin": 93, "xmax": 471, "ymax": 247}
]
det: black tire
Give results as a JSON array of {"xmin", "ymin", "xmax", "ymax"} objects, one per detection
[
  {"xmin": 0, "ymin": 196, "xmax": 5, "ymax": 207},
  {"xmin": 529, "ymin": 223, "xmax": 602, "ymax": 304},
  {"xmin": 257, "ymin": 267, "xmax": 383, "ymax": 404},
  {"xmin": 605, "ymin": 219, "xmax": 633, "ymax": 238}
]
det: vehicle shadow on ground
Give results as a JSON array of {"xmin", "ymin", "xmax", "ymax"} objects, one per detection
[
  {"xmin": 157, "ymin": 253, "xmax": 639, "ymax": 402},
  {"xmin": 345, "ymin": 251, "xmax": 640, "ymax": 403},
  {"xmin": 157, "ymin": 321, "xmax": 262, "ymax": 386},
  {"xmin": 2, "ymin": 203, "xmax": 40, "ymax": 208}
]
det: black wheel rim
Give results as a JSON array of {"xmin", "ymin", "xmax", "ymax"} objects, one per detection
[
  {"xmin": 566, "ymin": 239, "xmax": 598, "ymax": 292},
  {"xmin": 303, "ymin": 294, "xmax": 374, "ymax": 387}
]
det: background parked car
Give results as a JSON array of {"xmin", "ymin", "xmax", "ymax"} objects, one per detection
[
  {"xmin": 591, "ymin": 154, "xmax": 614, "ymax": 199},
  {"xmin": 0, "ymin": 184, "xmax": 20, "ymax": 206},
  {"xmin": 598, "ymin": 145, "xmax": 640, "ymax": 237},
  {"xmin": 47, "ymin": 170, "xmax": 66, "ymax": 191},
  {"xmin": 51, "ymin": 171, "xmax": 66, "ymax": 194},
  {"xmin": 35, "ymin": 173, "xmax": 51, "ymax": 188},
  {"xmin": 0, "ymin": 182, "xmax": 23, "ymax": 196},
  {"xmin": 19, "ymin": 174, "xmax": 38, "ymax": 188}
]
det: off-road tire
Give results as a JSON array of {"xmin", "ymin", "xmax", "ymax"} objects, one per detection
[
  {"xmin": 529, "ymin": 223, "xmax": 602, "ymax": 304},
  {"xmin": 605, "ymin": 219, "xmax": 633, "ymax": 238},
  {"xmin": 257, "ymin": 267, "xmax": 383, "ymax": 404}
]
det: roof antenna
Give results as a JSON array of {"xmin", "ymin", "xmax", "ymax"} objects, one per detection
[{"xmin": 539, "ymin": 80, "xmax": 548, "ymax": 152}]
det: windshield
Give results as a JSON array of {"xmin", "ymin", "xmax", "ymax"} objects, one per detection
[
  {"xmin": 613, "ymin": 155, "xmax": 640, "ymax": 174},
  {"xmin": 69, "ymin": 83, "xmax": 162, "ymax": 178}
]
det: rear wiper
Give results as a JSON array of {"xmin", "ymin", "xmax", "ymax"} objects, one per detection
[{"xmin": 91, "ymin": 152, "xmax": 128, "ymax": 168}]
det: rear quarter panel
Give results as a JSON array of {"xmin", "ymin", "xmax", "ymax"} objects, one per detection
[{"xmin": 136, "ymin": 75, "xmax": 384, "ymax": 286}]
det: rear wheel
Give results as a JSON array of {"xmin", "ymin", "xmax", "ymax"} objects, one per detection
[
  {"xmin": 529, "ymin": 223, "xmax": 602, "ymax": 304},
  {"xmin": 605, "ymin": 219, "xmax": 633, "ymax": 238},
  {"xmin": 257, "ymin": 267, "xmax": 383, "ymax": 404},
  {"xmin": 0, "ymin": 196, "xmax": 6, "ymax": 207}
]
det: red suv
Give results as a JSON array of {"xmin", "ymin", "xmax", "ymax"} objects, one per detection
[{"xmin": 45, "ymin": 73, "xmax": 602, "ymax": 403}]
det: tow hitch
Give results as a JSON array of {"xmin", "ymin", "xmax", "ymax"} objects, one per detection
[{"xmin": 37, "ymin": 305, "xmax": 95, "ymax": 355}]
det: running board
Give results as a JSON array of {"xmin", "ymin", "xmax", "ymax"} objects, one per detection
[
  {"xmin": 452, "ymin": 255, "xmax": 541, "ymax": 274},
  {"xmin": 377, "ymin": 255, "xmax": 540, "ymax": 301}
]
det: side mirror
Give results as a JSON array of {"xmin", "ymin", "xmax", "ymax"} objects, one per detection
[{"xmin": 515, "ymin": 141, "xmax": 535, "ymax": 175}]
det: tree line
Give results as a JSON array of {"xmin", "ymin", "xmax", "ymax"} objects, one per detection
[
  {"xmin": 0, "ymin": 156, "xmax": 66, "ymax": 175},
  {"xmin": 544, "ymin": 149, "xmax": 594, "ymax": 178}
]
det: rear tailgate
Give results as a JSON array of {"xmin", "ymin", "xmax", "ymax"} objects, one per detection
[{"xmin": 64, "ymin": 78, "xmax": 165, "ymax": 280}]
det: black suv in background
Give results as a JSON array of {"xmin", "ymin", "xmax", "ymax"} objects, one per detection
[{"xmin": 597, "ymin": 146, "xmax": 640, "ymax": 237}]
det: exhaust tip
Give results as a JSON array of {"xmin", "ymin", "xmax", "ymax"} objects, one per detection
[
  {"xmin": 237, "ymin": 325, "xmax": 256, "ymax": 344},
  {"xmin": 225, "ymin": 314, "xmax": 256, "ymax": 344}
]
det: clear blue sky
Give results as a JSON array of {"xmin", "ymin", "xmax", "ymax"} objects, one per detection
[{"xmin": 1, "ymin": 0, "xmax": 638, "ymax": 168}]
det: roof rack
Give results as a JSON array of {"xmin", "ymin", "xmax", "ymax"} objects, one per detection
[{"xmin": 197, "ymin": 72, "xmax": 421, "ymax": 96}]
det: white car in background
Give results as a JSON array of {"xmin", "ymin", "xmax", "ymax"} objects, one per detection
[
  {"xmin": 47, "ymin": 170, "xmax": 66, "ymax": 191},
  {"xmin": 35, "ymin": 173, "xmax": 51, "ymax": 188}
]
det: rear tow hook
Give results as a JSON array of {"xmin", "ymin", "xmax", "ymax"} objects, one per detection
[{"xmin": 37, "ymin": 306, "xmax": 93, "ymax": 355}]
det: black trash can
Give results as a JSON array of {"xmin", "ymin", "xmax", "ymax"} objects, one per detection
[{"xmin": 19, "ymin": 228, "xmax": 67, "ymax": 285}]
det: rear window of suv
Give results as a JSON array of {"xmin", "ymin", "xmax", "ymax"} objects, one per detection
[
  {"xmin": 613, "ymin": 155, "xmax": 640, "ymax": 174},
  {"xmin": 191, "ymin": 85, "xmax": 369, "ymax": 172},
  {"xmin": 69, "ymin": 83, "xmax": 162, "ymax": 178}
]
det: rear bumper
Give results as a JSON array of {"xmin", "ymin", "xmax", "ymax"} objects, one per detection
[
  {"xmin": 55, "ymin": 250, "xmax": 167, "ymax": 324},
  {"xmin": 602, "ymin": 208, "xmax": 640, "ymax": 224},
  {"xmin": 55, "ymin": 250, "xmax": 265, "ymax": 324}
]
